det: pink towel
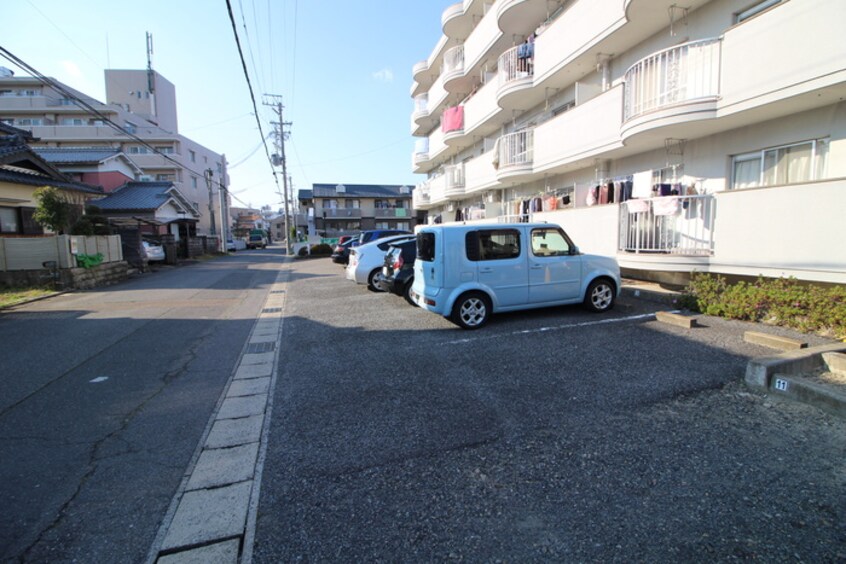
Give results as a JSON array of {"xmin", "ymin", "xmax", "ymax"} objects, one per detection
[{"xmin": 442, "ymin": 106, "xmax": 464, "ymax": 133}]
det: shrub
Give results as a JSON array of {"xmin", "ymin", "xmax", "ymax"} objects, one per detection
[
  {"xmin": 682, "ymin": 273, "xmax": 846, "ymax": 340},
  {"xmin": 297, "ymin": 246, "xmax": 308, "ymax": 257},
  {"xmin": 310, "ymin": 243, "xmax": 333, "ymax": 256}
]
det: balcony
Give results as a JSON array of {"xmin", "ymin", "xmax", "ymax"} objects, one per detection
[
  {"xmin": 413, "ymin": 182, "xmax": 431, "ymax": 209},
  {"xmin": 315, "ymin": 208, "xmax": 362, "ymax": 219},
  {"xmin": 533, "ymin": 85, "xmax": 624, "ymax": 175},
  {"xmin": 464, "ymin": 149, "xmax": 499, "ymax": 195},
  {"xmin": 442, "ymin": 45, "xmax": 465, "ymax": 92},
  {"xmin": 497, "ymin": 44, "xmax": 534, "ymax": 111},
  {"xmin": 443, "ymin": 164, "xmax": 465, "ymax": 198},
  {"xmin": 622, "ymin": 38, "xmax": 721, "ymax": 132},
  {"xmin": 495, "ymin": 129, "xmax": 533, "ymax": 182},
  {"xmin": 618, "ymin": 195, "xmax": 715, "ymax": 256}
]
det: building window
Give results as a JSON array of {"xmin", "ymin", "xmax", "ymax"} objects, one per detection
[
  {"xmin": 128, "ymin": 146, "xmax": 150, "ymax": 154},
  {"xmin": 396, "ymin": 222, "xmax": 410, "ymax": 231},
  {"xmin": 156, "ymin": 174, "xmax": 175, "ymax": 182},
  {"xmin": 192, "ymin": 176, "xmax": 198, "ymax": 189},
  {"xmin": 62, "ymin": 118, "xmax": 85, "ymax": 126},
  {"xmin": 16, "ymin": 118, "xmax": 42, "ymax": 126},
  {"xmin": 0, "ymin": 207, "xmax": 20, "ymax": 233},
  {"xmin": 395, "ymin": 200, "xmax": 405, "ymax": 209},
  {"xmin": 374, "ymin": 199, "xmax": 389, "ymax": 209},
  {"xmin": 189, "ymin": 150, "xmax": 196, "ymax": 163},
  {"xmin": 344, "ymin": 199, "xmax": 360, "ymax": 209},
  {"xmin": 124, "ymin": 122, "xmax": 137, "ymax": 134},
  {"xmin": 731, "ymin": 138, "xmax": 828, "ymax": 190},
  {"xmin": 156, "ymin": 146, "xmax": 174, "ymax": 154},
  {"xmin": 323, "ymin": 199, "xmax": 338, "ymax": 209},
  {"xmin": 735, "ymin": 0, "xmax": 782, "ymax": 23}
]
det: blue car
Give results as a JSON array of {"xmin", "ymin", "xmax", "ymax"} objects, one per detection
[{"xmin": 410, "ymin": 222, "xmax": 620, "ymax": 329}]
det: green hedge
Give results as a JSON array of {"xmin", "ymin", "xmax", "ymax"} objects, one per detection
[
  {"xmin": 297, "ymin": 243, "xmax": 334, "ymax": 257},
  {"xmin": 680, "ymin": 273, "xmax": 846, "ymax": 340}
]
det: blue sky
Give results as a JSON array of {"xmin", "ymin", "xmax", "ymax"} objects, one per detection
[{"xmin": 1, "ymin": 0, "xmax": 444, "ymax": 209}]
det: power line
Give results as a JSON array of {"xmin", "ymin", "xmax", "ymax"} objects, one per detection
[
  {"xmin": 0, "ymin": 45, "xmax": 228, "ymax": 188},
  {"xmin": 224, "ymin": 0, "xmax": 280, "ymax": 195}
]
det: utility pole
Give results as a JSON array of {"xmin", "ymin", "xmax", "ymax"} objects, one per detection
[
  {"xmin": 204, "ymin": 168, "xmax": 218, "ymax": 249},
  {"xmin": 263, "ymin": 94, "xmax": 292, "ymax": 255}
]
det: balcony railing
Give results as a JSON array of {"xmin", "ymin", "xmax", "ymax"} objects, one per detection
[
  {"xmin": 443, "ymin": 45, "xmax": 465, "ymax": 78},
  {"xmin": 618, "ymin": 195, "xmax": 715, "ymax": 256},
  {"xmin": 315, "ymin": 208, "xmax": 362, "ymax": 219},
  {"xmin": 498, "ymin": 43, "xmax": 534, "ymax": 89},
  {"xmin": 624, "ymin": 38, "xmax": 722, "ymax": 121},
  {"xmin": 443, "ymin": 164, "xmax": 465, "ymax": 197},
  {"xmin": 496, "ymin": 129, "xmax": 533, "ymax": 170}
]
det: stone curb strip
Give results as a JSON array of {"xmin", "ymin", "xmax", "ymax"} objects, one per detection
[
  {"xmin": 146, "ymin": 266, "xmax": 291, "ymax": 563},
  {"xmin": 745, "ymin": 342, "xmax": 846, "ymax": 419}
]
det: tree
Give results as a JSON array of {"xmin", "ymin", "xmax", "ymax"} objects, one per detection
[{"xmin": 32, "ymin": 186, "xmax": 73, "ymax": 234}]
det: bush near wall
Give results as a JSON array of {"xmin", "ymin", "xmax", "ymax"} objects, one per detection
[
  {"xmin": 297, "ymin": 244, "xmax": 333, "ymax": 258},
  {"xmin": 680, "ymin": 274, "xmax": 846, "ymax": 340}
]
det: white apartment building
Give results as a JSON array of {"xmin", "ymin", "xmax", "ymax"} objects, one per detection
[
  {"xmin": 411, "ymin": 0, "xmax": 846, "ymax": 284},
  {"xmin": 0, "ymin": 69, "xmax": 229, "ymax": 237}
]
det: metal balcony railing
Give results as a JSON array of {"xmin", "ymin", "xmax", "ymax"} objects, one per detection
[
  {"xmin": 443, "ymin": 45, "xmax": 465, "ymax": 77},
  {"xmin": 496, "ymin": 129, "xmax": 534, "ymax": 170},
  {"xmin": 624, "ymin": 38, "xmax": 722, "ymax": 121},
  {"xmin": 618, "ymin": 195, "xmax": 715, "ymax": 255},
  {"xmin": 498, "ymin": 43, "xmax": 534, "ymax": 89}
]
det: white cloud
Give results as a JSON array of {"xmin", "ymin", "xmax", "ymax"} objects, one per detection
[
  {"xmin": 60, "ymin": 60, "xmax": 83, "ymax": 78},
  {"xmin": 372, "ymin": 68, "xmax": 394, "ymax": 83}
]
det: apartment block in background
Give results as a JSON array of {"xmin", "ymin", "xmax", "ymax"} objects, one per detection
[
  {"xmin": 0, "ymin": 69, "xmax": 229, "ymax": 239},
  {"xmin": 300, "ymin": 183, "xmax": 420, "ymax": 239}
]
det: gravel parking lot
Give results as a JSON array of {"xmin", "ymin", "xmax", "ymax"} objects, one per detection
[{"xmin": 252, "ymin": 257, "xmax": 846, "ymax": 562}]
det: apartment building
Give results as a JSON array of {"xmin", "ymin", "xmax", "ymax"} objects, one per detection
[
  {"xmin": 301, "ymin": 183, "xmax": 420, "ymax": 238},
  {"xmin": 0, "ymin": 69, "xmax": 229, "ymax": 238},
  {"xmin": 411, "ymin": 0, "xmax": 846, "ymax": 284}
]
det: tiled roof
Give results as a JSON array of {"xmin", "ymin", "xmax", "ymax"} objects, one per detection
[
  {"xmin": 0, "ymin": 122, "xmax": 35, "ymax": 140},
  {"xmin": 0, "ymin": 167, "xmax": 104, "ymax": 194},
  {"xmin": 311, "ymin": 183, "xmax": 414, "ymax": 198},
  {"xmin": 34, "ymin": 147, "xmax": 122, "ymax": 164},
  {"xmin": 298, "ymin": 189, "xmax": 313, "ymax": 200},
  {"xmin": 91, "ymin": 181, "xmax": 198, "ymax": 216}
]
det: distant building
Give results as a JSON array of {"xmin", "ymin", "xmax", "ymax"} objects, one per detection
[
  {"xmin": 0, "ymin": 70, "xmax": 230, "ymax": 237},
  {"xmin": 34, "ymin": 147, "xmax": 142, "ymax": 193},
  {"xmin": 300, "ymin": 183, "xmax": 419, "ymax": 238}
]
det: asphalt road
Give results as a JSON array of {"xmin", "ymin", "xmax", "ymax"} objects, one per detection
[
  {"xmin": 0, "ymin": 249, "xmax": 283, "ymax": 563},
  {"xmin": 1, "ymin": 248, "xmax": 844, "ymax": 562},
  {"xmin": 251, "ymin": 256, "xmax": 846, "ymax": 562}
]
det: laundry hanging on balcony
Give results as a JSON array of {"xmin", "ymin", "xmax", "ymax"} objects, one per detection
[{"xmin": 442, "ymin": 106, "xmax": 464, "ymax": 133}]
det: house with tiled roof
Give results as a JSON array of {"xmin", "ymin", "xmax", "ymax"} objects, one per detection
[
  {"xmin": 0, "ymin": 125, "xmax": 104, "ymax": 235},
  {"xmin": 90, "ymin": 180, "xmax": 200, "ymax": 239},
  {"xmin": 34, "ymin": 147, "xmax": 142, "ymax": 193}
]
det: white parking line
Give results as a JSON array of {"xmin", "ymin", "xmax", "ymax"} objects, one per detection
[{"xmin": 446, "ymin": 311, "xmax": 680, "ymax": 345}]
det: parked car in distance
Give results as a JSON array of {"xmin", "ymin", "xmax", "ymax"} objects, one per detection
[
  {"xmin": 379, "ymin": 239, "xmax": 417, "ymax": 304},
  {"xmin": 410, "ymin": 222, "xmax": 620, "ymax": 329},
  {"xmin": 351, "ymin": 229, "xmax": 411, "ymax": 248},
  {"xmin": 142, "ymin": 239, "xmax": 165, "ymax": 262},
  {"xmin": 346, "ymin": 234, "xmax": 415, "ymax": 290},
  {"xmin": 331, "ymin": 238, "xmax": 356, "ymax": 265},
  {"xmin": 337, "ymin": 234, "xmax": 356, "ymax": 246},
  {"xmin": 247, "ymin": 233, "xmax": 267, "ymax": 249}
]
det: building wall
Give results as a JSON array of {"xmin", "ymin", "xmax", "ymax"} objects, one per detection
[
  {"xmin": 80, "ymin": 171, "xmax": 134, "ymax": 193},
  {"xmin": 0, "ymin": 75, "xmax": 229, "ymax": 236}
]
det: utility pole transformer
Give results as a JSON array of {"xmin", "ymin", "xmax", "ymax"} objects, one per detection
[{"xmin": 263, "ymin": 94, "xmax": 292, "ymax": 255}]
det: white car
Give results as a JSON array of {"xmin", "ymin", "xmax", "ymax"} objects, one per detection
[
  {"xmin": 345, "ymin": 234, "xmax": 415, "ymax": 290},
  {"xmin": 142, "ymin": 239, "xmax": 165, "ymax": 262}
]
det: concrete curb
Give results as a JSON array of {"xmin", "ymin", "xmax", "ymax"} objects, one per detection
[
  {"xmin": 620, "ymin": 282, "xmax": 681, "ymax": 306},
  {"xmin": 745, "ymin": 342, "xmax": 846, "ymax": 419}
]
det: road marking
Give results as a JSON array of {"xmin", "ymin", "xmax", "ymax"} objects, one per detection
[
  {"xmin": 446, "ymin": 311, "xmax": 680, "ymax": 345},
  {"xmin": 89, "ymin": 376, "xmax": 109, "ymax": 383}
]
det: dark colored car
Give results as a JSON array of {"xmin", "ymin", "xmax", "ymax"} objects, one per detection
[
  {"xmin": 379, "ymin": 239, "xmax": 417, "ymax": 304},
  {"xmin": 351, "ymin": 229, "xmax": 411, "ymax": 248},
  {"xmin": 331, "ymin": 238, "xmax": 356, "ymax": 265}
]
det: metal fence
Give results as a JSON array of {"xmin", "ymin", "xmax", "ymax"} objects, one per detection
[{"xmin": 618, "ymin": 195, "xmax": 715, "ymax": 255}]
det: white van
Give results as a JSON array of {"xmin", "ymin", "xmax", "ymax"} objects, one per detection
[{"xmin": 410, "ymin": 222, "xmax": 620, "ymax": 329}]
